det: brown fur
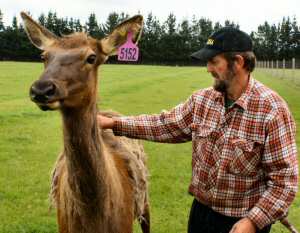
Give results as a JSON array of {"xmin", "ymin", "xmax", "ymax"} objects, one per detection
[
  {"xmin": 21, "ymin": 12, "xmax": 149, "ymax": 233},
  {"xmin": 50, "ymin": 111, "xmax": 149, "ymax": 233}
]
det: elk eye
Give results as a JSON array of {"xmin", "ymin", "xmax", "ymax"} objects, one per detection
[{"xmin": 86, "ymin": 54, "xmax": 97, "ymax": 64}]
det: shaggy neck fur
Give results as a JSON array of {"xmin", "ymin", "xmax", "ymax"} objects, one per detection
[{"xmin": 60, "ymin": 78, "xmax": 124, "ymax": 232}]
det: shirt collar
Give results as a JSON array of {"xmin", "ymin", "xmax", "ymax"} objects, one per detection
[{"xmin": 234, "ymin": 76, "xmax": 254, "ymax": 111}]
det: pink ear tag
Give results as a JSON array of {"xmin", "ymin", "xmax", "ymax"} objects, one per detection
[{"xmin": 117, "ymin": 31, "xmax": 139, "ymax": 61}]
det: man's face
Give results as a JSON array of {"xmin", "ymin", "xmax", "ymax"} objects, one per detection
[{"xmin": 207, "ymin": 54, "xmax": 236, "ymax": 93}]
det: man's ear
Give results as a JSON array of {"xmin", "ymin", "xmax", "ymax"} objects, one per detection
[
  {"xmin": 234, "ymin": 55, "xmax": 245, "ymax": 70},
  {"xmin": 100, "ymin": 15, "xmax": 143, "ymax": 56},
  {"xmin": 20, "ymin": 11, "xmax": 58, "ymax": 50}
]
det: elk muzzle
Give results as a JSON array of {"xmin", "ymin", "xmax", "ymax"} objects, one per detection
[{"xmin": 30, "ymin": 80, "xmax": 61, "ymax": 111}]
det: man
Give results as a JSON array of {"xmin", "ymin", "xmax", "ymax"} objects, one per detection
[{"xmin": 98, "ymin": 27, "xmax": 298, "ymax": 233}]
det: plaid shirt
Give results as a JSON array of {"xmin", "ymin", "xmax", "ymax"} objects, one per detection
[{"xmin": 113, "ymin": 77, "xmax": 298, "ymax": 229}]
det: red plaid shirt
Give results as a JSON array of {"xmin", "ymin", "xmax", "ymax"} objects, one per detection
[{"xmin": 113, "ymin": 77, "xmax": 298, "ymax": 229}]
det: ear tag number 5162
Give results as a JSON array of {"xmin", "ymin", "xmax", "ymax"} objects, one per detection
[{"xmin": 118, "ymin": 31, "xmax": 139, "ymax": 61}]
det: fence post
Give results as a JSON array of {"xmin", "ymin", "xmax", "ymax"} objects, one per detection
[
  {"xmin": 282, "ymin": 59, "xmax": 285, "ymax": 78},
  {"xmin": 275, "ymin": 60, "xmax": 278, "ymax": 77},
  {"xmin": 271, "ymin": 60, "xmax": 274, "ymax": 76},
  {"xmin": 292, "ymin": 58, "xmax": 295, "ymax": 80}
]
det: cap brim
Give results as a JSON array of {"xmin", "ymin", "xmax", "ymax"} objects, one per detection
[{"xmin": 190, "ymin": 48, "xmax": 221, "ymax": 61}]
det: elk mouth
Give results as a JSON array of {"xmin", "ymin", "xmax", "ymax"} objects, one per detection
[{"xmin": 35, "ymin": 100, "xmax": 62, "ymax": 111}]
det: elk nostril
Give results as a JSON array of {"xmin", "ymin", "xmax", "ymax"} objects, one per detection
[{"xmin": 44, "ymin": 84, "xmax": 56, "ymax": 97}]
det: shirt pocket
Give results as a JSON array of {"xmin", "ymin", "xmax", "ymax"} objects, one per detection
[
  {"xmin": 228, "ymin": 137, "xmax": 263, "ymax": 176},
  {"xmin": 191, "ymin": 124, "xmax": 216, "ymax": 156},
  {"xmin": 191, "ymin": 124, "xmax": 219, "ymax": 189},
  {"xmin": 191, "ymin": 124, "xmax": 221, "ymax": 168}
]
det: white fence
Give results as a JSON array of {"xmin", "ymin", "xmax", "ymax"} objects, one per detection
[{"xmin": 256, "ymin": 58, "xmax": 300, "ymax": 80}]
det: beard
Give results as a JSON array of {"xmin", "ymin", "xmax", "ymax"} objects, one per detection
[{"xmin": 212, "ymin": 67, "xmax": 236, "ymax": 93}]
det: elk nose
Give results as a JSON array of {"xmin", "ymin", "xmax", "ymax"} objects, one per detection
[{"xmin": 30, "ymin": 80, "xmax": 57, "ymax": 103}]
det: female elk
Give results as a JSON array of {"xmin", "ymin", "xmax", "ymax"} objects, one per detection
[{"xmin": 21, "ymin": 12, "xmax": 150, "ymax": 233}]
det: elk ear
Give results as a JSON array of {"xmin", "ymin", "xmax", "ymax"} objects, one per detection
[
  {"xmin": 20, "ymin": 11, "xmax": 58, "ymax": 50},
  {"xmin": 100, "ymin": 15, "xmax": 143, "ymax": 56}
]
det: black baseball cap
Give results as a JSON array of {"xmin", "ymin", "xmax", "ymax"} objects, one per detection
[{"xmin": 191, "ymin": 27, "xmax": 253, "ymax": 61}]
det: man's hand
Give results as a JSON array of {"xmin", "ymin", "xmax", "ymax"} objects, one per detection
[
  {"xmin": 97, "ymin": 115, "xmax": 115, "ymax": 129},
  {"xmin": 229, "ymin": 217, "xmax": 257, "ymax": 233}
]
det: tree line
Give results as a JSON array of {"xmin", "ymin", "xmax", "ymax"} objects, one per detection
[{"xmin": 0, "ymin": 9, "xmax": 299, "ymax": 64}]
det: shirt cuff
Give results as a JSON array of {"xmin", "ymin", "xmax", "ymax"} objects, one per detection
[
  {"xmin": 247, "ymin": 206, "xmax": 272, "ymax": 229},
  {"xmin": 112, "ymin": 117, "xmax": 126, "ymax": 136}
]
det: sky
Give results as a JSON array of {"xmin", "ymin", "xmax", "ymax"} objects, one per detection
[{"xmin": 1, "ymin": 0, "xmax": 299, "ymax": 33}]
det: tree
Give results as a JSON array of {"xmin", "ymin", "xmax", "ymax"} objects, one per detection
[
  {"xmin": 291, "ymin": 16, "xmax": 300, "ymax": 59},
  {"xmin": 0, "ymin": 9, "xmax": 298, "ymax": 63},
  {"xmin": 214, "ymin": 22, "xmax": 222, "ymax": 31},
  {"xmin": 102, "ymin": 12, "xmax": 120, "ymax": 35},
  {"xmin": 164, "ymin": 13, "xmax": 176, "ymax": 35},
  {"xmin": 46, "ymin": 11, "xmax": 55, "ymax": 33},
  {"xmin": 74, "ymin": 19, "xmax": 83, "ymax": 32},
  {"xmin": 224, "ymin": 20, "xmax": 239, "ymax": 29},
  {"xmin": 12, "ymin": 16, "xmax": 18, "ymax": 31},
  {"xmin": 0, "ymin": 9, "xmax": 4, "ymax": 31},
  {"xmin": 38, "ymin": 13, "xmax": 46, "ymax": 26},
  {"xmin": 140, "ymin": 12, "xmax": 163, "ymax": 63},
  {"xmin": 118, "ymin": 12, "xmax": 129, "ymax": 22},
  {"xmin": 254, "ymin": 21, "xmax": 279, "ymax": 60},
  {"xmin": 178, "ymin": 19, "xmax": 192, "ymax": 63},
  {"xmin": 86, "ymin": 13, "xmax": 103, "ymax": 38},
  {"xmin": 160, "ymin": 13, "xmax": 181, "ymax": 63},
  {"xmin": 278, "ymin": 17, "xmax": 293, "ymax": 59},
  {"xmin": 68, "ymin": 17, "xmax": 75, "ymax": 33},
  {"xmin": 198, "ymin": 18, "xmax": 213, "ymax": 46},
  {"xmin": 190, "ymin": 17, "xmax": 213, "ymax": 54}
]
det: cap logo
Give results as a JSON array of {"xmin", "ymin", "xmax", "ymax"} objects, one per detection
[{"xmin": 206, "ymin": 39, "xmax": 214, "ymax": 45}]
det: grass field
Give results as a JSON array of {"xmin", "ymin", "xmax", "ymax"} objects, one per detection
[{"xmin": 0, "ymin": 62, "xmax": 299, "ymax": 233}]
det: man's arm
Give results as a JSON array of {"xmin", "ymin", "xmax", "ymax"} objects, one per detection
[
  {"xmin": 98, "ymin": 115, "xmax": 115, "ymax": 129},
  {"xmin": 246, "ymin": 109, "xmax": 299, "ymax": 229},
  {"xmin": 97, "ymin": 95, "xmax": 195, "ymax": 143}
]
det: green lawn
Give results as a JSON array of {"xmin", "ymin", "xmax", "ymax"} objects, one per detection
[{"xmin": 0, "ymin": 62, "xmax": 299, "ymax": 233}]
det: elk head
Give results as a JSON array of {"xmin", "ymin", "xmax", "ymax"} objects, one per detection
[{"xmin": 21, "ymin": 12, "xmax": 143, "ymax": 111}]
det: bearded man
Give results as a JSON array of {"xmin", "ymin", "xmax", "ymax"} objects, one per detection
[{"xmin": 98, "ymin": 27, "xmax": 298, "ymax": 233}]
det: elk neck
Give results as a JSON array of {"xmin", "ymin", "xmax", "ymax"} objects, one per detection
[{"xmin": 60, "ymin": 80, "xmax": 109, "ymax": 212}]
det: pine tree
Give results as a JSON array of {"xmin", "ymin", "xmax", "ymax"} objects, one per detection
[
  {"xmin": 214, "ymin": 22, "xmax": 222, "ymax": 31},
  {"xmin": 38, "ymin": 13, "xmax": 46, "ymax": 26},
  {"xmin": 278, "ymin": 17, "xmax": 293, "ymax": 59},
  {"xmin": 46, "ymin": 11, "xmax": 55, "ymax": 33},
  {"xmin": 86, "ymin": 13, "xmax": 103, "ymax": 38},
  {"xmin": 178, "ymin": 19, "xmax": 192, "ymax": 63},
  {"xmin": 224, "ymin": 20, "xmax": 239, "ymax": 29},
  {"xmin": 0, "ymin": 9, "xmax": 5, "ymax": 31},
  {"xmin": 102, "ymin": 12, "xmax": 120, "ymax": 35},
  {"xmin": 291, "ymin": 16, "xmax": 300, "ymax": 59},
  {"xmin": 165, "ymin": 13, "xmax": 176, "ymax": 35},
  {"xmin": 74, "ymin": 19, "xmax": 83, "ymax": 32},
  {"xmin": 68, "ymin": 17, "xmax": 75, "ymax": 33},
  {"xmin": 12, "ymin": 16, "xmax": 18, "ymax": 31}
]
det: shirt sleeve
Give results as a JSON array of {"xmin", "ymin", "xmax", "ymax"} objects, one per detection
[
  {"xmin": 112, "ymin": 95, "xmax": 195, "ymax": 143},
  {"xmin": 247, "ymin": 108, "xmax": 299, "ymax": 229}
]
